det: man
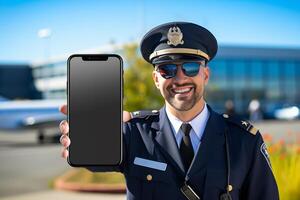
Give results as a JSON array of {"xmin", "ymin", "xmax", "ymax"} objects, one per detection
[{"xmin": 59, "ymin": 22, "xmax": 279, "ymax": 200}]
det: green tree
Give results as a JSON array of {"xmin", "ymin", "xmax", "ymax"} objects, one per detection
[{"xmin": 123, "ymin": 44, "xmax": 164, "ymax": 111}]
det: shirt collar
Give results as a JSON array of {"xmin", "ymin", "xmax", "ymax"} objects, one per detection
[{"xmin": 165, "ymin": 103, "xmax": 210, "ymax": 140}]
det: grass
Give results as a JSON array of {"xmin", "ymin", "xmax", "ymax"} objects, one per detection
[
  {"xmin": 65, "ymin": 168, "xmax": 125, "ymax": 184},
  {"xmin": 263, "ymin": 133, "xmax": 300, "ymax": 200}
]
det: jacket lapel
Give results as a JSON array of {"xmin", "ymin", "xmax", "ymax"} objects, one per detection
[
  {"xmin": 151, "ymin": 106, "xmax": 185, "ymax": 175},
  {"xmin": 187, "ymin": 105, "xmax": 226, "ymax": 179}
]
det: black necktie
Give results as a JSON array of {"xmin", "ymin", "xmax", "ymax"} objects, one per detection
[{"xmin": 180, "ymin": 123, "xmax": 194, "ymax": 171}]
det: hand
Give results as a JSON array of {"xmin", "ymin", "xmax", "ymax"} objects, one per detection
[{"xmin": 59, "ymin": 104, "xmax": 132, "ymax": 159}]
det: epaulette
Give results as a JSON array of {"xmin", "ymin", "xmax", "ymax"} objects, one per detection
[
  {"xmin": 130, "ymin": 110, "xmax": 159, "ymax": 119},
  {"xmin": 222, "ymin": 113, "xmax": 258, "ymax": 135}
]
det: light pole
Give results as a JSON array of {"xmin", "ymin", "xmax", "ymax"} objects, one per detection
[
  {"xmin": 37, "ymin": 28, "xmax": 52, "ymax": 99},
  {"xmin": 36, "ymin": 28, "xmax": 52, "ymax": 142},
  {"xmin": 37, "ymin": 28, "xmax": 52, "ymax": 60}
]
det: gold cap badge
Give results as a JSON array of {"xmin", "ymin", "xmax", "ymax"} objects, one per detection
[{"xmin": 167, "ymin": 26, "xmax": 184, "ymax": 46}]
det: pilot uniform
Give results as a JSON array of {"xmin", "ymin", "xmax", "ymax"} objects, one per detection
[{"xmin": 87, "ymin": 22, "xmax": 279, "ymax": 200}]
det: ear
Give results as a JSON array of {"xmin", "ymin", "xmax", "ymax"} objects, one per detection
[
  {"xmin": 204, "ymin": 66, "xmax": 210, "ymax": 85},
  {"xmin": 152, "ymin": 71, "xmax": 160, "ymax": 89}
]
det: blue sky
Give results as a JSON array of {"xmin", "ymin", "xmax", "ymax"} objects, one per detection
[{"xmin": 0, "ymin": 0, "xmax": 299, "ymax": 62}]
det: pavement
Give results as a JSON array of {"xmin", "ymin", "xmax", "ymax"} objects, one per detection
[
  {"xmin": 254, "ymin": 120, "xmax": 300, "ymax": 142},
  {"xmin": 0, "ymin": 120, "xmax": 299, "ymax": 200},
  {"xmin": 0, "ymin": 130, "xmax": 71, "ymax": 197},
  {"xmin": 0, "ymin": 129, "xmax": 126, "ymax": 200},
  {"xmin": 0, "ymin": 190, "xmax": 126, "ymax": 200}
]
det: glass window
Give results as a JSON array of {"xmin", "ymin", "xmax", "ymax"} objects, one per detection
[
  {"xmin": 265, "ymin": 61, "xmax": 280, "ymax": 100},
  {"xmin": 52, "ymin": 63, "xmax": 67, "ymax": 76},
  {"xmin": 250, "ymin": 60, "xmax": 263, "ymax": 89},
  {"xmin": 209, "ymin": 59, "xmax": 227, "ymax": 89},
  {"xmin": 283, "ymin": 61, "xmax": 296, "ymax": 102},
  {"xmin": 32, "ymin": 68, "xmax": 41, "ymax": 78},
  {"xmin": 296, "ymin": 61, "xmax": 300, "ymax": 103},
  {"xmin": 231, "ymin": 59, "xmax": 247, "ymax": 89}
]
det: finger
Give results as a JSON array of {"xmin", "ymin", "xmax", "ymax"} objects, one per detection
[
  {"xmin": 61, "ymin": 148, "xmax": 69, "ymax": 159},
  {"xmin": 59, "ymin": 120, "xmax": 69, "ymax": 135},
  {"xmin": 59, "ymin": 104, "xmax": 67, "ymax": 115},
  {"xmin": 60, "ymin": 135, "xmax": 71, "ymax": 148},
  {"xmin": 123, "ymin": 111, "xmax": 132, "ymax": 122}
]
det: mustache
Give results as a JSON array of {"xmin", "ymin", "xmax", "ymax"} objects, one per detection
[{"xmin": 167, "ymin": 83, "xmax": 196, "ymax": 90}]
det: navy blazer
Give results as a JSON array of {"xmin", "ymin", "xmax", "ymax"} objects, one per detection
[{"xmin": 87, "ymin": 105, "xmax": 279, "ymax": 200}]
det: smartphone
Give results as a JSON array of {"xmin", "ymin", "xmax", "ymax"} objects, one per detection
[{"xmin": 67, "ymin": 54, "xmax": 123, "ymax": 166}]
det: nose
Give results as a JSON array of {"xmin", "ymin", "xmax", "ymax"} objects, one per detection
[{"xmin": 174, "ymin": 65, "xmax": 187, "ymax": 81}]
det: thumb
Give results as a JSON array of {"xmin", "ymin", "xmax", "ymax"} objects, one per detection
[{"xmin": 123, "ymin": 111, "xmax": 131, "ymax": 122}]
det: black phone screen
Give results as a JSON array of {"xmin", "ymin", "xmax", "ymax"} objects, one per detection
[{"xmin": 67, "ymin": 54, "xmax": 122, "ymax": 166}]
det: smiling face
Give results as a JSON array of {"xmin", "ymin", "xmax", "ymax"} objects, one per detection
[{"xmin": 152, "ymin": 60, "xmax": 210, "ymax": 112}]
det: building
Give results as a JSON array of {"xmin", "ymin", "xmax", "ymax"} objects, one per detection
[
  {"xmin": 207, "ymin": 46, "xmax": 300, "ymax": 117},
  {"xmin": 0, "ymin": 64, "xmax": 41, "ymax": 99},
  {"xmin": 30, "ymin": 43, "xmax": 124, "ymax": 99},
  {"xmin": 29, "ymin": 44, "xmax": 300, "ymax": 117}
]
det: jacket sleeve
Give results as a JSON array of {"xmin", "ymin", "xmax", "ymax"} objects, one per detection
[
  {"xmin": 85, "ymin": 122, "xmax": 130, "ymax": 173},
  {"xmin": 241, "ymin": 132, "xmax": 279, "ymax": 200}
]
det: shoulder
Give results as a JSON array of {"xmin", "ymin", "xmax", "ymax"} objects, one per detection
[
  {"xmin": 125, "ymin": 109, "xmax": 160, "ymax": 128},
  {"xmin": 222, "ymin": 113, "xmax": 259, "ymax": 136},
  {"xmin": 123, "ymin": 109, "xmax": 160, "ymax": 139},
  {"xmin": 222, "ymin": 113, "xmax": 265, "ymax": 163}
]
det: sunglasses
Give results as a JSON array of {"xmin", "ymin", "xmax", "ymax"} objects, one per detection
[{"xmin": 155, "ymin": 61, "xmax": 206, "ymax": 79}]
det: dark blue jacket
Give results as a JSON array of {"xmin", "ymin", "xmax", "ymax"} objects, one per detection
[{"xmin": 88, "ymin": 105, "xmax": 279, "ymax": 200}]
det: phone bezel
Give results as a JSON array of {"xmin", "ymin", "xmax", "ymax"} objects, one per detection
[{"xmin": 67, "ymin": 54, "xmax": 123, "ymax": 167}]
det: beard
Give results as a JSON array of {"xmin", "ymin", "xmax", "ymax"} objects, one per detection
[{"xmin": 164, "ymin": 82, "xmax": 204, "ymax": 111}]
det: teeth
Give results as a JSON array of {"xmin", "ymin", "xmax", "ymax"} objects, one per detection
[{"xmin": 173, "ymin": 88, "xmax": 192, "ymax": 94}]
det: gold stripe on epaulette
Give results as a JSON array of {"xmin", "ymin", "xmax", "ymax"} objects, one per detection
[{"xmin": 249, "ymin": 126, "xmax": 258, "ymax": 135}]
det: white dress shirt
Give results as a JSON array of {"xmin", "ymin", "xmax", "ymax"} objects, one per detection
[{"xmin": 165, "ymin": 103, "xmax": 210, "ymax": 153}]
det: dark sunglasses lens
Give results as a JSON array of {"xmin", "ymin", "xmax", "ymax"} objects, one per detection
[
  {"xmin": 182, "ymin": 62, "xmax": 201, "ymax": 77},
  {"xmin": 158, "ymin": 64, "xmax": 177, "ymax": 79}
]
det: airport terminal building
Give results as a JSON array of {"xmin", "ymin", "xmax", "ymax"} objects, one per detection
[
  {"xmin": 1, "ymin": 44, "xmax": 299, "ymax": 117},
  {"xmin": 207, "ymin": 46, "xmax": 300, "ymax": 115}
]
